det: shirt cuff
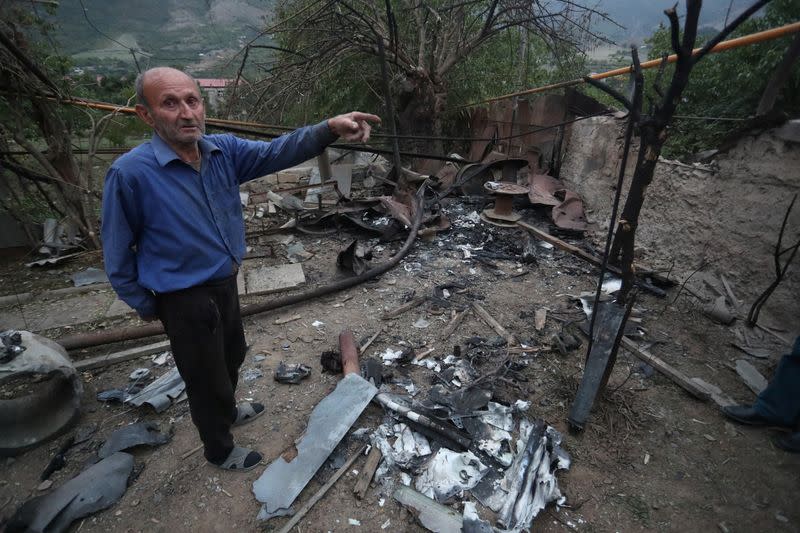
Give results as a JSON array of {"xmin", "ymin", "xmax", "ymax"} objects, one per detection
[{"xmin": 312, "ymin": 120, "xmax": 339, "ymax": 147}]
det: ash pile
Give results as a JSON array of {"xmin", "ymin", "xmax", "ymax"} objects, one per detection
[{"xmin": 368, "ymin": 371, "xmax": 571, "ymax": 532}]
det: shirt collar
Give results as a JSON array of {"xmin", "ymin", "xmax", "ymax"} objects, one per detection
[{"xmin": 151, "ymin": 133, "xmax": 221, "ymax": 167}]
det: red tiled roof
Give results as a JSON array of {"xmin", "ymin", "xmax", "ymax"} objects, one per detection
[{"xmin": 195, "ymin": 78, "xmax": 235, "ymax": 88}]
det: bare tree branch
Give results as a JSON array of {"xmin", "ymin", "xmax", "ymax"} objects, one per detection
[
  {"xmin": 694, "ymin": 0, "xmax": 772, "ymax": 64},
  {"xmin": 583, "ymin": 76, "xmax": 633, "ymax": 110},
  {"xmin": 665, "ymin": 5, "xmax": 682, "ymax": 58}
]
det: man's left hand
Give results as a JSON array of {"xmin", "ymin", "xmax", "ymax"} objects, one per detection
[{"xmin": 328, "ymin": 112, "xmax": 381, "ymax": 143}]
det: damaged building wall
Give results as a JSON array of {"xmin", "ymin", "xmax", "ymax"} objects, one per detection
[
  {"xmin": 560, "ymin": 116, "xmax": 800, "ymax": 336},
  {"xmin": 468, "ymin": 94, "xmax": 567, "ymax": 172},
  {"xmin": 467, "ymin": 90, "xmax": 609, "ymax": 175}
]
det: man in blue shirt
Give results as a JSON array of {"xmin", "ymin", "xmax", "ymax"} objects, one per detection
[{"xmin": 101, "ymin": 67, "xmax": 380, "ymax": 470}]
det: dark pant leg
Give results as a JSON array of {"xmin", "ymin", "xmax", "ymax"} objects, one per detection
[
  {"xmin": 215, "ymin": 276, "xmax": 247, "ymax": 392},
  {"xmin": 157, "ymin": 283, "xmax": 237, "ymax": 463},
  {"xmin": 755, "ymin": 336, "xmax": 800, "ymax": 428}
]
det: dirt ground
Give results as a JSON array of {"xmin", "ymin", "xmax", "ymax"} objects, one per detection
[{"xmin": 1, "ymin": 198, "xmax": 799, "ymax": 533}]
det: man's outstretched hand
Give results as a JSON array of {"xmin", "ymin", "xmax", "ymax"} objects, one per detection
[{"xmin": 328, "ymin": 112, "xmax": 381, "ymax": 143}]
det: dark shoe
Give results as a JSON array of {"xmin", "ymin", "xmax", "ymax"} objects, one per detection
[
  {"xmin": 722, "ymin": 405, "xmax": 784, "ymax": 427},
  {"xmin": 774, "ymin": 432, "xmax": 800, "ymax": 454}
]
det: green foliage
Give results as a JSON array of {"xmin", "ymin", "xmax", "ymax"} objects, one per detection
[
  {"xmin": 643, "ymin": 0, "xmax": 800, "ymax": 157},
  {"xmin": 275, "ymin": 55, "xmax": 383, "ymax": 129},
  {"xmin": 447, "ymin": 29, "xmax": 586, "ymax": 106}
]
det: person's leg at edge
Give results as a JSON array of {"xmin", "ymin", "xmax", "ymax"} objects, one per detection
[{"xmin": 753, "ymin": 336, "xmax": 800, "ymax": 428}]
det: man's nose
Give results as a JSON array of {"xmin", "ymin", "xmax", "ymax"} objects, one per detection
[{"xmin": 178, "ymin": 101, "xmax": 194, "ymax": 117}]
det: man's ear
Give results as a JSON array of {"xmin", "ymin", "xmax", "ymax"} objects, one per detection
[{"xmin": 135, "ymin": 104, "xmax": 155, "ymax": 127}]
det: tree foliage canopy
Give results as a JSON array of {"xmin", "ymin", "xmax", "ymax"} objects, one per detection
[
  {"xmin": 237, "ymin": 0, "xmax": 611, "ymax": 146},
  {"xmin": 0, "ymin": 4, "xmax": 143, "ymax": 246},
  {"xmin": 645, "ymin": 0, "xmax": 800, "ymax": 156}
]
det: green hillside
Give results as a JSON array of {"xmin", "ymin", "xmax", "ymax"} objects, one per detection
[{"xmin": 53, "ymin": 0, "xmax": 274, "ymax": 75}]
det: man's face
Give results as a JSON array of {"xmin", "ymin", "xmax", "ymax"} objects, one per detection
[{"xmin": 135, "ymin": 69, "xmax": 206, "ymax": 151}]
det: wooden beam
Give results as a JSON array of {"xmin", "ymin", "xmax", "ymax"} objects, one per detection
[
  {"xmin": 517, "ymin": 220, "xmax": 604, "ymax": 266},
  {"xmin": 440, "ymin": 308, "xmax": 470, "ymax": 341},
  {"xmin": 516, "ymin": 221, "xmax": 668, "ymax": 295},
  {"xmin": 359, "ymin": 328, "xmax": 382, "ymax": 354},
  {"xmin": 472, "ymin": 302, "xmax": 517, "ymax": 346},
  {"xmin": 353, "ymin": 446, "xmax": 382, "ymax": 500},
  {"xmin": 381, "ymin": 295, "xmax": 427, "ymax": 320},
  {"xmin": 74, "ymin": 340, "xmax": 170, "ymax": 371},
  {"xmin": 620, "ymin": 338, "xmax": 709, "ymax": 400}
]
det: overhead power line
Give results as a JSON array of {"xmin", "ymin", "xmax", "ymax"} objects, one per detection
[{"xmin": 77, "ymin": 0, "xmax": 143, "ymax": 72}]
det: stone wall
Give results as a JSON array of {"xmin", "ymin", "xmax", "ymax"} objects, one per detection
[{"xmin": 560, "ymin": 115, "xmax": 800, "ymax": 337}]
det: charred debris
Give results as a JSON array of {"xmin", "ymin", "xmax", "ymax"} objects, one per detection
[
  {"xmin": 3, "ymin": 1, "xmax": 791, "ymax": 527},
  {"xmin": 1, "ymin": 134, "xmax": 677, "ymax": 531}
]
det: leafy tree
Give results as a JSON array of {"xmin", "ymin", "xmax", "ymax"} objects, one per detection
[
  {"xmin": 235, "ymin": 0, "xmax": 611, "ymax": 154},
  {"xmin": 0, "ymin": 4, "xmax": 125, "ymax": 248},
  {"xmin": 644, "ymin": 0, "xmax": 800, "ymax": 156}
]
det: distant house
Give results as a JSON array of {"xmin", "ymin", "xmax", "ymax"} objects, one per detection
[{"xmin": 195, "ymin": 78, "xmax": 245, "ymax": 112}]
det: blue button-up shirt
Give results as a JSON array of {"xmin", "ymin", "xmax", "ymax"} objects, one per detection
[{"xmin": 101, "ymin": 122, "xmax": 337, "ymax": 318}]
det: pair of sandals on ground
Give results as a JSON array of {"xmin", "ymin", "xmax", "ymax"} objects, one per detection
[{"xmin": 212, "ymin": 401, "xmax": 266, "ymax": 471}]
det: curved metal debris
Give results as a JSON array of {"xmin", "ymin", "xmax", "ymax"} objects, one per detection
[
  {"xmin": 125, "ymin": 366, "xmax": 185, "ymax": 413},
  {"xmin": 253, "ymin": 373, "xmax": 377, "ymax": 520},
  {"xmin": 8, "ymin": 452, "xmax": 134, "ymax": 533},
  {"xmin": 98, "ymin": 421, "xmax": 171, "ymax": 459},
  {"xmin": 0, "ymin": 331, "xmax": 82, "ymax": 456},
  {"xmin": 552, "ymin": 191, "xmax": 589, "ymax": 231},
  {"xmin": 527, "ymin": 174, "xmax": 564, "ymax": 206}
]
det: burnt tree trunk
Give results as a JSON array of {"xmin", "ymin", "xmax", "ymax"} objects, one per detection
[
  {"xmin": 606, "ymin": 0, "xmax": 772, "ymax": 301},
  {"xmin": 394, "ymin": 70, "xmax": 447, "ymax": 155},
  {"xmin": 569, "ymin": 0, "xmax": 774, "ymax": 430}
]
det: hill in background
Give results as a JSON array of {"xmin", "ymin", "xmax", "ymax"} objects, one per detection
[
  {"xmin": 596, "ymin": 0, "xmax": 745, "ymax": 44},
  {"xmin": 55, "ymin": 0, "xmax": 273, "ymax": 75},
  {"xmin": 53, "ymin": 0, "xmax": 758, "ymax": 76}
]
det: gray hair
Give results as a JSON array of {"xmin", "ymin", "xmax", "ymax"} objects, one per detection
[{"xmin": 134, "ymin": 71, "xmax": 149, "ymax": 109}]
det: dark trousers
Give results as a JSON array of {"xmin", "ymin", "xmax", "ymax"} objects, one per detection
[{"xmin": 156, "ymin": 274, "xmax": 246, "ymax": 462}]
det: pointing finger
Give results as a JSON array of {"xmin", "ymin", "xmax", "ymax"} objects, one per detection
[{"xmin": 350, "ymin": 112, "xmax": 381, "ymax": 124}]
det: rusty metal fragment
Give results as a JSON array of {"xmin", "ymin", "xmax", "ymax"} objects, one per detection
[
  {"xmin": 527, "ymin": 174, "xmax": 564, "ymax": 206},
  {"xmin": 552, "ymin": 190, "xmax": 589, "ymax": 231},
  {"xmin": 481, "ymin": 181, "xmax": 529, "ymax": 226}
]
